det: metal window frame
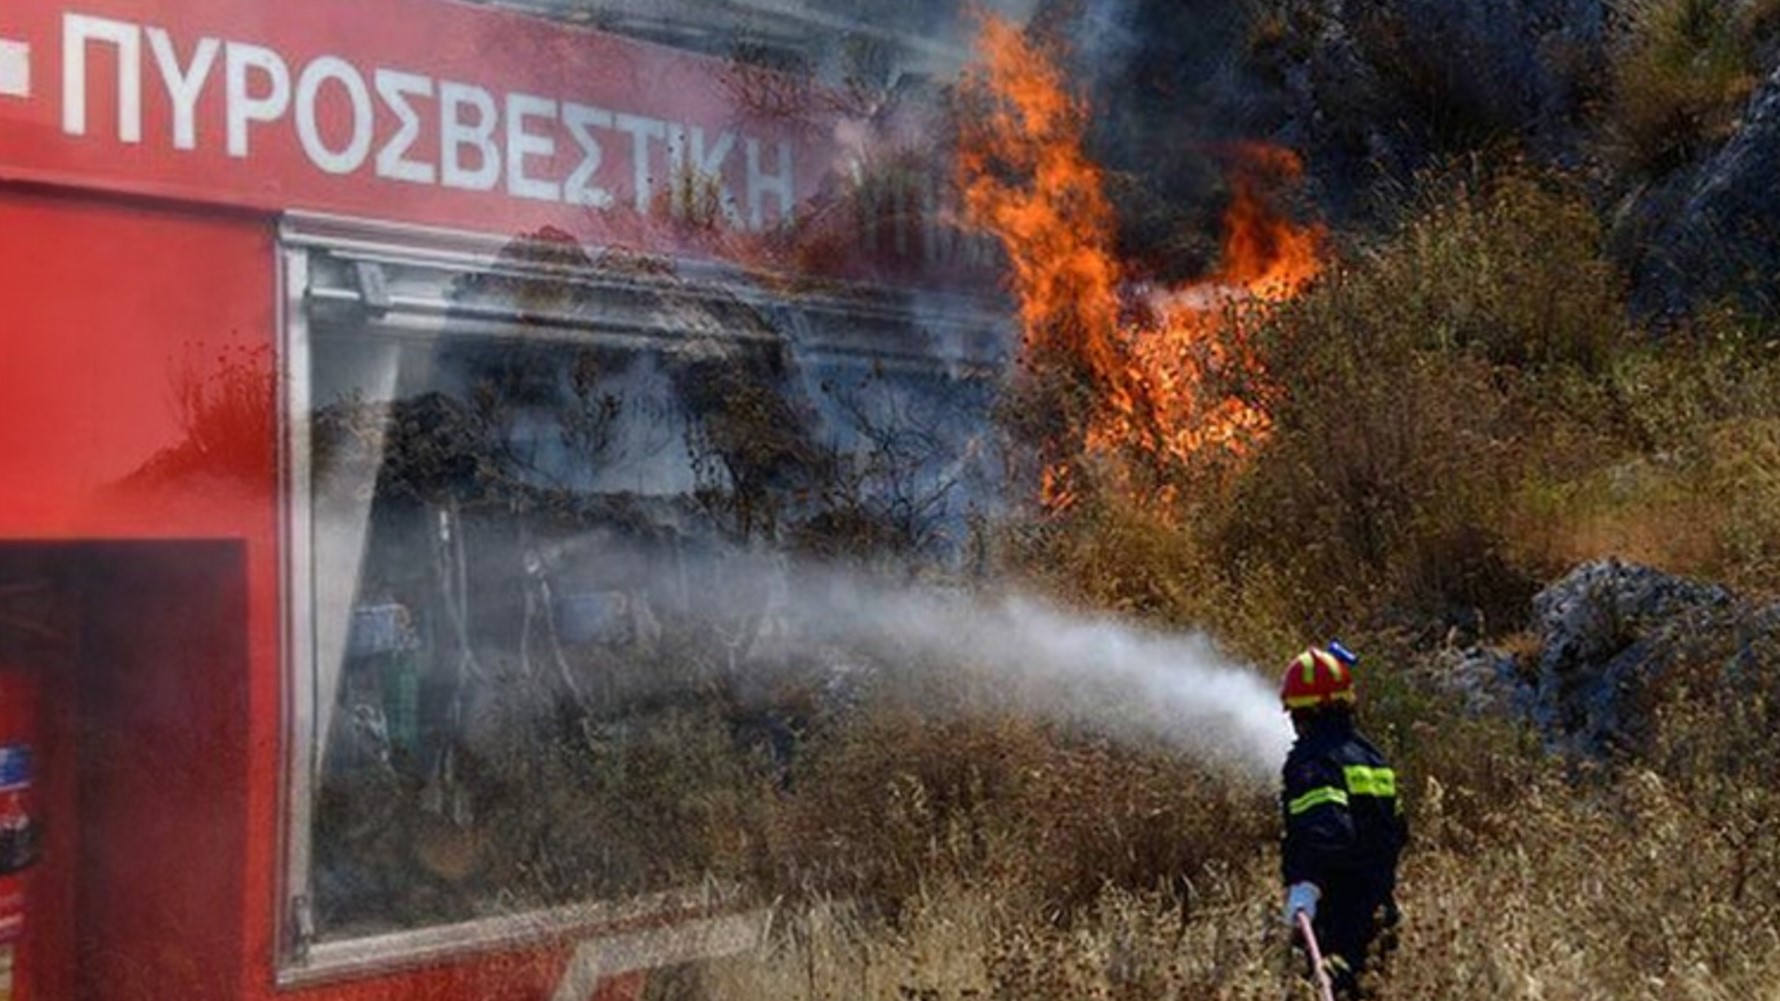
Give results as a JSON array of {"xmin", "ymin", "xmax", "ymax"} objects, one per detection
[{"xmin": 275, "ymin": 210, "xmax": 1004, "ymax": 985}]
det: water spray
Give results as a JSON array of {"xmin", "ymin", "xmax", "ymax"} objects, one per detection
[{"xmin": 762, "ymin": 564, "xmax": 1295, "ymax": 779}]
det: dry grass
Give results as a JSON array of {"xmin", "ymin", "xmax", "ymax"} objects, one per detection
[
  {"xmin": 1512, "ymin": 324, "xmax": 1780, "ymax": 596},
  {"xmin": 1201, "ymin": 168, "xmax": 1626, "ymax": 632},
  {"xmin": 698, "ymin": 872, "xmax": 1288, "ymax": 1001},
  {"xmin": 665, "ymin": 675, "xmax": 1780, "ymax": 999},
  {"xmin": 611, "ymin": 579, "xmax": 1780, "ymax": 1000},
  {"xmin": 756, "ymin": 702, "xmax": 1276, "ymax": 923},
  {"xmin": 692, "ymin": 758, "xmax": 1780, "ymax": 1000}
]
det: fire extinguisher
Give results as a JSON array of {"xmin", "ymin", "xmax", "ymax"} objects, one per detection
[{"xmin": 0, "ymin": 671, "xmax": 40, "ymax": 1001}]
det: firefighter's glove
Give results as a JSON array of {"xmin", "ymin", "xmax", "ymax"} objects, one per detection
[{"xmin": 1283, "ymin": 882, "xmax": 1321, "ymax": 926}]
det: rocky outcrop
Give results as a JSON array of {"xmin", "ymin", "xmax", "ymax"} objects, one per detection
[
  {"xmin": 1436, "ymin": 559, "xmax": 1767, "ymax": 754},
  {"xmin": 1429, "ymin": 643, "xmax": 1527, "ymax": 718},
  {"xmin": 1252, "ymin": 0, "xmax": 1608, "ymax": 215},
  {"xmin": 1526, "ymin": 560, "xmax": 1733, "ymax": 752},
  {"xmin": 1629, "ymin": 66, "xmax": 1780, "ymax": 317}
]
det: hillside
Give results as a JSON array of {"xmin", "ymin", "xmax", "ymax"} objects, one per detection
[{"xmin": 641, "ymin": 3, "xmax": 1780, "ymax": 998}]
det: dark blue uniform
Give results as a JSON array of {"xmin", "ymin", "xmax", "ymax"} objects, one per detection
[{"xmin": 1281, "ymin": 712, "xmax": 1407, "ymax": 997}]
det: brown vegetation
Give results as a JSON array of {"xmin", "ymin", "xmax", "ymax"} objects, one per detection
[
  {"xmin": 1605, "ymin": 0, "xmax": 1777, "ymax": 175},
  {"xmin": 630, "ymin": 157, "xmax": 1780, "ymax": 999}
]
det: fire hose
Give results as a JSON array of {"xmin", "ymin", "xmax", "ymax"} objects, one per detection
[{"xmin": 1294, "ymin": 910, "xmax": 1337, "ymax": 1001}]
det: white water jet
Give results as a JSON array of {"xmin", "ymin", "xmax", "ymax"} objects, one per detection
[{"xmin": 773, "ymin": 567, "xmax": 1295, "ymax": 780}]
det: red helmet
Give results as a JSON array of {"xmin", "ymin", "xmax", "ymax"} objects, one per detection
[{"xmin": 1279, "ymin": 647, "xmax": 1355, "ymax": 711}]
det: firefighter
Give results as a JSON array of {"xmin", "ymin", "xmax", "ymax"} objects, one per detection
[{"xmin": 1279, "ymin": 642, "xmax": 1407, "ymax": 999}]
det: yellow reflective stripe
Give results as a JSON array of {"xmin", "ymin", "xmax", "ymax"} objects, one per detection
[
  {"xmin": 1283, "ymin": 690, "xmax": 1356, "ymax": 709},
  {"xmin": 1288, "ymin": 785, "xmax": 1349, "ymax": 815},
  {"xmin": 1343, "ymin": 765, "xmax": 1398, "ymax": 798},
  {"xmin": 1298, "ymin": 651, "xmax": 1316, "ymax": 685}
]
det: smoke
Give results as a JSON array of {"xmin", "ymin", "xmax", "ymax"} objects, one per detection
[
  {"xmin": 1066, "ymin": 0, "xmax": 1143, "ymax": 79},
  {"xmin": 301, "ymin": 260, "xmax": 1290, "ymax": 790},
  {"xmin": 750, "ymin": 562, "xmax": 1295, "ymax": 781}
]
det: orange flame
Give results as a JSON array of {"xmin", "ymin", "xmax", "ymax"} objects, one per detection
[
  {"xmin": 959, "ymin": 17, "xmax": 1324, "ymax": 510},
  {"xmin": 957, "ymin": 17, "xmax": 1130, "ymax": 412}
]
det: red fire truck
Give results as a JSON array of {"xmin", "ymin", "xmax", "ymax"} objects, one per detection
[{"xmin": 0, "ymin": 0, "xmax": 1003, "ymax": 997}]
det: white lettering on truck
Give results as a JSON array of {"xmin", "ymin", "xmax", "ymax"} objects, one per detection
[
  {"xmin": 746, "ymin": 137, "xmax": 793, "ymax": 231},
  {"xmin": 691, "ymin": 127, "xmax": 741, "ymax": 226},
  {"xmin": 613, "ymin": 112, "xmax": 664, "ymax": 213},
  {"xmin": 55, "ymin": 13, "xmax": 799, "ymax": 230},
  {"xmin": 225, "ymin": 42, "xmax": 289, "ymax": 158},
  {"xmin": 505, "ymin": 91, "xmax": 558, "ymax": 202},
  {"xmin": 439, "ymin": 80, "xmax": 498, "ymax": 190},
  {"xmin": 295, "ymin": 56, "xmax": 372, "ymax": 174},
  {"xmin": 146, "ymin": 28, "xmax": 218, "ymax": 151},
  {"xmin": 373, "ymin": 69, "xmax": 434, "ymax": 184},
  {"xmin": 63, "ymin": 14, "xmax": 141, "ymax": 142},
  {"xmin": 562, "ymin": 101, "xmax": 615, "ymax": 209}
]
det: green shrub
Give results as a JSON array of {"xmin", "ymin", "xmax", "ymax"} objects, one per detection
[{"xmin": 1379, "ymin": 171, "xmax": 1626, "ymax": 372}]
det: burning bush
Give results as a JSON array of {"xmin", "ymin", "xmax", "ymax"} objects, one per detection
[{"xmin": 957, "ymin": 15, "xmax": 1321, "ymax": 514}]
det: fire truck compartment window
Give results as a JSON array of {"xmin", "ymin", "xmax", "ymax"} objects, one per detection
[{"xmin": 297, "ymin": 245, "xmax": 996, "ymax": 944}]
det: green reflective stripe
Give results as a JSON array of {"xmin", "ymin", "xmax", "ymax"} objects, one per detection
[
  {"xmin": 1343, "ymin": 765, "xmax": 1398, "ymax": 798},
  {"xmin": 1288, "ymin": 785, "xmax": 1349, "ymax": 815}
]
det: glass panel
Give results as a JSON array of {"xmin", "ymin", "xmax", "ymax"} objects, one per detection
[{"xmin": 300, "ymin": 259, "xmax": 993, "ymax": 943}]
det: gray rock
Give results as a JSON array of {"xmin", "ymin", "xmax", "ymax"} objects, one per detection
[
  {"xmin": 1527, "ymin": 559, "xmax": 1733, "ymax": 753},
  {"xmin": 1259, "ymin": 0, "xmax": 1607, "ymax": 213},
  {"xmin": 1428, "ymin": 642, "xmax": 1529, "ymax": 717},
  {"xmin": 1428, "ymin": 559, "xmax": 1771, "ymax": 755},
  {"xmin": 1631, "ymin": 65, "xmax": 1780, "ymax": 317}
]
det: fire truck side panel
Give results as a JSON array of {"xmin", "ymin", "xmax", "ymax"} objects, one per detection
[
  {"xmin": 0, "ymin": 187, "xmax": 276, "ymax": 998},
  {"xmin": 0, "ymin": 0, "xmax": 819, "ymax": 267},
  {"xmin": 76, "ymin": 543, "xmax": 253, "ymax": 1000},
  {"xmin": 0, "ymin": 181, "xmax": 724, "ymax": 1001},
  {"xmin": 0, "ymin": 187, "xmax": 278, "ymax": 535},
  {"xmin": 0, "ymin": 0, "xmax": 997, "ymax": 984}
]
